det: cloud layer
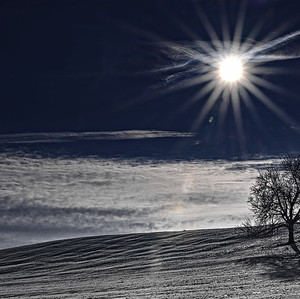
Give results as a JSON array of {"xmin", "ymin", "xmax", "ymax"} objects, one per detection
[{"xmin": 0, "ymin": 143, "xmax": 279, "ymax": 248}]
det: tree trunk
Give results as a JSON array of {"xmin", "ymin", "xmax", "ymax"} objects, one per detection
[
  {"xmin": 288, "ymin": 224, "xmax": 295, "ymax": 244},
  {"xmin": 287, "ymin": 223, "xmax": 300, "ymax": 254}
]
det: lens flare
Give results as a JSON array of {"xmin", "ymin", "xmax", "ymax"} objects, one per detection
[
  {"xmin": 147, "ymin": 1, "xmax": 300, "ymax": 151},
  {"xmin": 219, "ymin": 56, "xmax": 243, "ymax": 82}
]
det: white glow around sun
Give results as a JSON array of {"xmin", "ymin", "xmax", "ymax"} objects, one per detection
[
  {"xmin": 154, "ymin": 1, "xmax": 300, "ymax": 147},
  {"xmin": 219, "ymin": 56, "xmax": 243, "ymax": 82}
]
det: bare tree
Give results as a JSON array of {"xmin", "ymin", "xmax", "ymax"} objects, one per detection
[{"xmin": 249, "ymin": 155, "xmax": 300, "ymax": 253}]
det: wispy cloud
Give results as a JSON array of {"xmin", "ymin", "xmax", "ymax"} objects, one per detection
[{"xmin": 0, "ymin": 130, "xmax": 195, "ymax": 144}]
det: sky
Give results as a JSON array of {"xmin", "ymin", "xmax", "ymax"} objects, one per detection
[
  {"xmin": 0, "ymin": 0, "xmax": 300, "ymax": 248},
  {"xmin": 1, "ymin": 1, "xmax": 300, "ymax": 143}
]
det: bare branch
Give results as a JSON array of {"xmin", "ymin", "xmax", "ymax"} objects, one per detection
[{"xmin": 248, "ymin": 155, "xmax": 300, "ymax": 249}]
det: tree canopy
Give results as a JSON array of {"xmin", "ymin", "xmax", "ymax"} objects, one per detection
[{"xmin": 249, "ymin": 155, "xmax": 300, "ymax": 252}]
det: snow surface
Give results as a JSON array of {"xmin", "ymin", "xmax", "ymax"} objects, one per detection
[{"xmin": 1, "ymin": 227, "xmax": 300, "ymax": 298}]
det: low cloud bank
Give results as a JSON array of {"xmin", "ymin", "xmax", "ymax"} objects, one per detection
[{"xmin": 0, "ymin": 146, "xmax": 279, "ymax": 249}]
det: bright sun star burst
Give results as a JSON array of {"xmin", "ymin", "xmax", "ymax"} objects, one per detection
[
  {"xmin": 219, "ymin": 56, "xmax": 243, "ymax": 83},
  {"xmin": 154, "ymin": 1, "xmax": 300, "ymax": 150}
]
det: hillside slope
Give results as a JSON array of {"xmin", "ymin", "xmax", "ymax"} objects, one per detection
[{"xmin": 1, "ymin": 228, "xmax": 300, "ymax": 298}]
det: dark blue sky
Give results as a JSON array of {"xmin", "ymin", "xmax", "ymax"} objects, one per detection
[
  {"xmin": 1, "ymin": 0, "xmax": 300, "ymax": 156},
  {"xmin": 1, "ymin": 0, "xmax": 300, "ymax": 249}
]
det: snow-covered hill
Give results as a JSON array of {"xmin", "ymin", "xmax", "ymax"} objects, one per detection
[{"xmin": 1, "ymin": 228, "xmax": 300, "ymax": 298}]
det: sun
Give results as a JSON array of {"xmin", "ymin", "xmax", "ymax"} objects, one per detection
[
  {"xmin": 151, "ymin": 0, "xmax": 300, "ymax": 149},
  {"xmin": 219, "ymin": 56, "xmax": 243, "ymax": 82}
]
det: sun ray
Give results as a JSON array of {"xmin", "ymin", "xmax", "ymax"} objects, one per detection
[
  {"xmin": 191, "ymin": 84, "xmax": 224, "ymax": 131},
  {"xmin": 163, "ymin": 71, "xmax": 215, "ymax": 93},
  {"xmin": 219, "ymin": 0, "xmax": 231, "ymax": 43},
  {"xmin": 161, "ymin": 42, "xmax": 212, "ymax": 64},
  {"xmin": 151, "ymin": 61, "xmax": 199, "ymax": 74},
  {"xmin": 123, "ymin": 67, "xmax": 212, "ymax": 109},
  {"xmin": 242, "ymin": 21, "xmax": 293, "ymax": 54},
  {"xmin": 241, "ymin": 78, "xmax": 296, "ymax": 126},
  {"xmin": 218, "ymin": 88, "xmax": 231, "ymax": 124},
  {"xmin": 160, "ymin": 2, "xmax": 203, "ymax": 43},
  {"xmin": 238, "ymin": 85, "xmax": 274, "ymax": 148},
  {"xmin": 247, "ymin": 30, "xmax": 300, "ymax": 56},
  {"xmin": 232, "ymin": 0, "xmax": 247, "ymax": 52},
  {"xmin": 250, "ymin": 54, "xmax": 300, "ymax": 62},
  {"xmin": 240, "ymin": 18, "xmax": 265, "ymax": 52},
  {"xmin": 165, "ymin": 80, "xmax": 219, "ymax": 122},
  {"xmin": 250, "ymin": 66, "xmax": 299, "ymax": 75},
  {"xmin": 231, "ymin": 86, "xmax": 246, "ymax": 150},
  {"xmin": 260, "ymin": 21, "xmax": 295, "ymax": 45},
  {"xmin": 238, "ymin": 85, "xmax": 264, "ymax": 130},
  {"xmin": 194, "ymin": 41, "xmax": 220, "ymax": 57},
  {"xmin": 247, "ymin": 73, "xmax": 296, "ymax": 99},
  {"xmin": 168, "ymin": 81, "xmax": 220, "ymax": 124},
  {"xmin": 193, "ymin": 3, "xmax": 223, "ymax": 51},
  {"xmin": 216, "ymin": 87, "xmax": 231, "ymax": 143},
  {"xmin": 185, "ymin": 80, "xmax": 220, "ymax": 108}
]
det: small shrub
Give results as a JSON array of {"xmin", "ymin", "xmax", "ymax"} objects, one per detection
[{"xmin": 239, "ymin": 217, "xmax": 280, "ymax": 238}]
